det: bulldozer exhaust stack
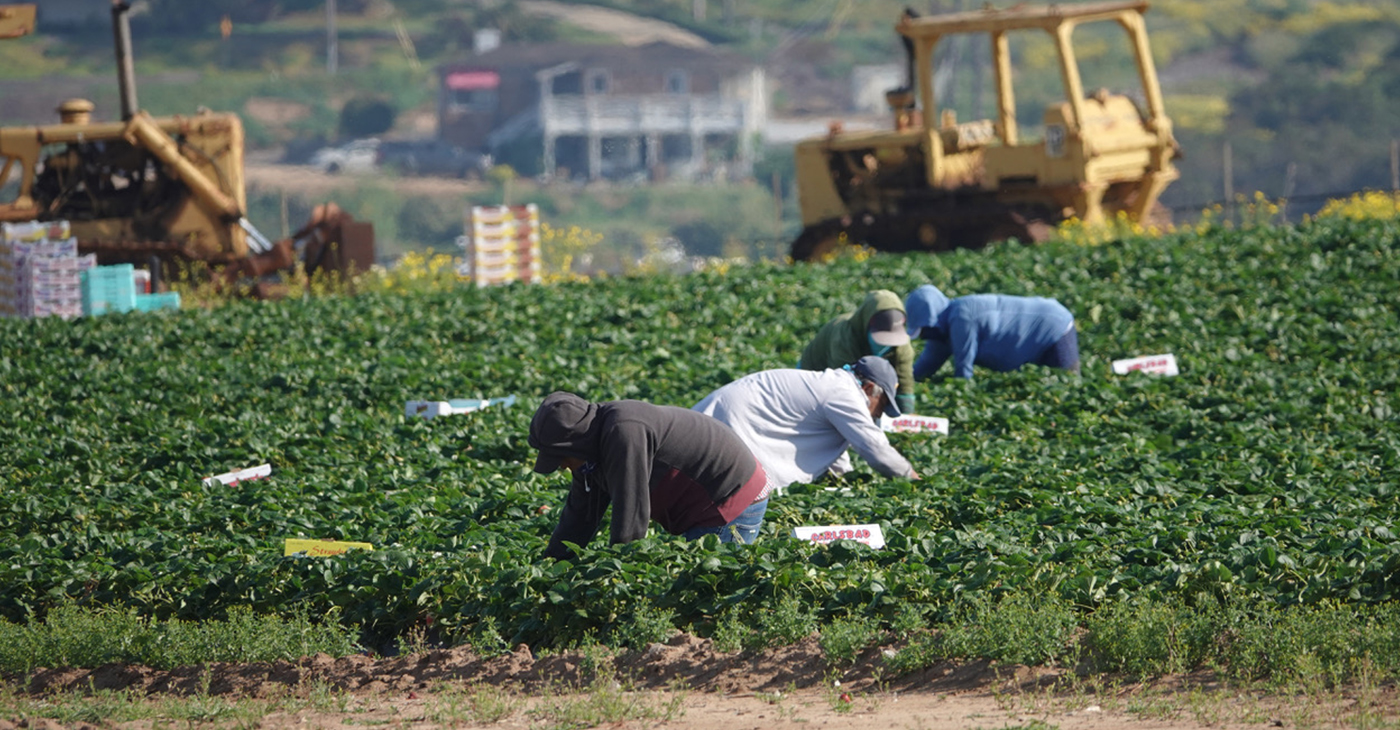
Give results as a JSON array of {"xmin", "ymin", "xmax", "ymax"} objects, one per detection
[{"xmin": 111, "ymin": 0, "xmax": 138, "ymax": 121}]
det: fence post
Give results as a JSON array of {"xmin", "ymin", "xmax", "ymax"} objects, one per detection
[
  {"xmin": 772, "ymin": 171, "xmax": 784, "ymax": 240},
  {"xmin": 280, "ymin": 190, "xmax": 290, "ymax": 239}
]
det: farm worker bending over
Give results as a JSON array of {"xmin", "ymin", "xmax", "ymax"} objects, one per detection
[
  {"xmin": 799, "ymin": 289, "xmax": 917, "ymax": 415},
  {"xmin": 694, "ymin": 355, "xmax": 918, "ymax": 494},
  {"xmin": 904, "ymin": 284, "xmax": 1081, "ymax": 380},
  {"xmin": 529, "ymin": 392, "xmax": 773, "ymax": 560}
]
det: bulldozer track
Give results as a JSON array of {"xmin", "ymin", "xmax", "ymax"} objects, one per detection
[{"xmin": 791, "ymin": 203, "xmax": 1056, "ymax": 261}]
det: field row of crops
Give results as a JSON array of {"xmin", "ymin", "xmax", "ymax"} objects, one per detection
[{"xmin": 1, "ymin": 213, "xmax": 1396, "ymax": 652}]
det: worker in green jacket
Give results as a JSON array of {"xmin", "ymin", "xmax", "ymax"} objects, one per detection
[{"xmin": 798, "ymin": 289, "xmax": 917, "ymax": 414}]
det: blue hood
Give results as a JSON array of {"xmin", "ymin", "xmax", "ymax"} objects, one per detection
[{"xmin": 904, "ymin": 285, "xmax": 950, "ymax": 334}]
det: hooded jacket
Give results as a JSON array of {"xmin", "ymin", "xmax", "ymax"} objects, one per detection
[
  {"xmin": 529, "ymin": 392, "xmax": 767, "ymax": 559},
  {"xmin": 905, "ymin": 284, "xmax": 1075, "ymax": 379},
  {"xmin": 798, "ymin": 290, "xmax": 915, "ymax": 400}
]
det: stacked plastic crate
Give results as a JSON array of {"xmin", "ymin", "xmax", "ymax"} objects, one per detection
[
  {"xmin": 457, "ymin": 204, "xmax": 541, "ymax": 287},
  {"xmin": 0, "ymin": 221, "xmax": 93, "ymax": 319},
  {"xmin": 77, "ymin": 264, "xmax": 179, "ymax": 316},
  {"xmin": 80, "ymin": 263, "xmax": 138, "ymax": 316}
]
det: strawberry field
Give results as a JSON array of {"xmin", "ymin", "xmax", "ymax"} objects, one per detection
[{"xmin": 1, "ymin": 214, "xmax": 1397, "ymax": 655}]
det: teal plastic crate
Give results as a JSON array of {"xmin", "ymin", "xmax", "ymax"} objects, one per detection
[
  {"xmin": 133, "ymin": 292, "xmax": 181, "ymax": 312},
  {"xmin": 80, "ymin": 265, "xmax": 136, "ymax": 315}
]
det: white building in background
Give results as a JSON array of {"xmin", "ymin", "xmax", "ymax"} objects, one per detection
[{"xmin": 438, "ymin": 42, "xmax": 766, "ymax": 182}]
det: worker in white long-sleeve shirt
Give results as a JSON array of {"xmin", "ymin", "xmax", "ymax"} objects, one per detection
[{"xmin": 693, "ymin": 356, "xmax": 918, "ymax": 495}]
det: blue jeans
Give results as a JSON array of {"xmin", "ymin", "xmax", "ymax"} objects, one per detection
[{"xmin": 683, "ymin": 498, "xmax": 769, "ymax": 544}]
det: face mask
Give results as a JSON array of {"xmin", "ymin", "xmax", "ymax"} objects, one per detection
[{"xmin": 869, "ymin": 336, "xmax": 892, "ymax": 358}]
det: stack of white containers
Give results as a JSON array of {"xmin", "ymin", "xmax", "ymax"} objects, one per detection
[
  {"xmin": 457, "ymin": 204, "xmax": 542, "ymax": 287},
  {"xmin": 0, "ymin": 220, "xmax": 94, "ymax": 319}
]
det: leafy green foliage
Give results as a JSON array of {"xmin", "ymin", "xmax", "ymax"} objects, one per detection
[
  {"xmin": 338, "ymin": 97, "xmax": 397, "ymax": 138},
  {"xmin": 247, "ymin": 179, "xmax": 786, "ymax": 259},
  {"xmin": 1086, "ymin": 598, "xmax": 1400, "ymax": 685},
  {"xmin": 1, "ymin": 215, "xmax": 1398, "ymax": 667},
  {"xmin": 604, "ymin": 604, "xmax": 678, "ymax": 650},
  {"xmin": 0, "ymin": 604, "xmax": 359, "ymax": 674},
  {"xmin": 819, "ymin": 615, "xmax": 882, "ymax": 667},
  {"xmin": 1083, "ymin": 597, "xmax": 1219, "ymax": 676},
  {"xmin": 938, "ymin": 592, "xmax": 1079, "ymax": 667},
  {"xmin": 886, "ymin": 591, "xmax": 1078, "ymax": 671}
]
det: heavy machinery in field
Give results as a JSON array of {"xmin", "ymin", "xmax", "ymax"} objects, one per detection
[
  {"xmin": 0, "ymin": 3, "xmax": 33, "ymax": 39},
  {"xmin": 790, "ymin": 0, "xmax": 1179, "ymax": 260},
  {"xmin": 0, "ymin": 1, "xmax": 373, "ymax": 288}
]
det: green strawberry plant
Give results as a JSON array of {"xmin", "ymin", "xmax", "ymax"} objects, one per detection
[{"xmin": 0, "ymin": 212, "xmax": 1396, "ymax": 650}]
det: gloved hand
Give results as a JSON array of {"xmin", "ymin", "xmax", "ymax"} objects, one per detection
[{"xmin": 896, "ymin": 393, "xmax": 916, "ymax": 415}]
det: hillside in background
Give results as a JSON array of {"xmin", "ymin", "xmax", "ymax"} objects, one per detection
[{"xmin": 2, "ymin": 0, "xmax": 1398, "ymax": 249}]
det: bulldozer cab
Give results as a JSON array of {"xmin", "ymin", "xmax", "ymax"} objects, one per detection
[
  {"xmin": 0, "ymin": 0, "xmax": 284, "ymax": 269},
  {"xmin": 0, "ymin": 4, "xmax": 34, "ymax": 39},
  {"xmin": 0, "ymin": 1, "xmax": 369, "ymax": 295},
  {"xmin": 791, "ymin": 0, "xmax": 1179, "ymax": 259},
  {"xmin": 900, "ymin": 0, "xmax": 1176, "ymax": 223}
]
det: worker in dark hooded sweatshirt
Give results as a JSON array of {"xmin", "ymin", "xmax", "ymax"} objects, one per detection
[
  {"xmin": 798, "ymin": 289, "xmax": 917, "ymax": 414},
  {"xmin": 528, "ymin": 391, "xmax": 773, "ymax": 560}
]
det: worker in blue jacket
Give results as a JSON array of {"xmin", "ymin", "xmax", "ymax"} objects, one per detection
[{"xmin": 904, "ymin": 284, "xmax": 1080, "ymax": 380}]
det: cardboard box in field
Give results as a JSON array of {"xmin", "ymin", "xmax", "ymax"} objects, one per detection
[
  {"xmin": 793, "ymin": 524, "xmax": 885, "ymax": 549},
  {"xmin": 1112, "ymin": 353, "xmax": 1179, "ymax": 376},
  {"xmin": 880, "ymin": 414, "xmax": 950, "ymax": 434},
  {"xmin": 28, "ymin": 301, "xmax": 81, "ymax": 319},
  {"xmin": 1, "ymin": 220, "xmax": 71, "ymax": 243},
  {"xmin": 1, "ymin": 237, "xmax": 78, "ymax": 262},
  {"xmin": 283, "ymin": 539, "xmax": 373, "ymax": 557},
  {"xmin": 405, "ymin": 394, "xmax": 516, "ymax": 419},
  {"xmin": 203, "ymin": 463, "xmax": 272, "ymax": 487}
]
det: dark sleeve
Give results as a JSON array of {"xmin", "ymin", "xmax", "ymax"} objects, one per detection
[
  {"xmin": 544, "ymin": 471, "xmax": 609, "ymax": 560},
  {"xmin": 598, "ymin": 421, "xmax": 655, "ymax": 545}
]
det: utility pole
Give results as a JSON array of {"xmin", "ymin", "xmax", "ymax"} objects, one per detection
[
  {"xmin": 326, "ymin": 0, "xmax": 338, "ymax": 76},
  {"xmin": 1280, "ymin": 161, "xmax": 1296, "ymax": 223},
  {"xmin": 1223, "ymin": 140, "xmax": 1234, "ymax": 223},
  {"xmin": 219, "ymin": 14, "xmax": 231, "ymax": 68},
  {"xmin": 1391, "ymin": 139, "xmax": 1398, "ymax": 191}
]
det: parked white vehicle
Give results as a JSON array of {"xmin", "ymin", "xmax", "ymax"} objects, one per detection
[{"xmin": 309, "ymin": 138, "xmax": 380, "ymax": 174}]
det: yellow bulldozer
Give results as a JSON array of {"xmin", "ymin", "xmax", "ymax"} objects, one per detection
[
  {"xmin": 0, "ymin": 3, "xmax": 32, "ymax": 39},
  {"xmin": 790, "ymin": 0, "xmax": 1180, "ymax": 260},
  {"xmin": 0, "ymin": 1, "xmax": 373, "ymax": 290}
]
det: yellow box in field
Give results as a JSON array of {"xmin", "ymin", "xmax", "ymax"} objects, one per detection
[{"xmin": 283, "ymin": 538, "xmax": 373, "ymax": 557}]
